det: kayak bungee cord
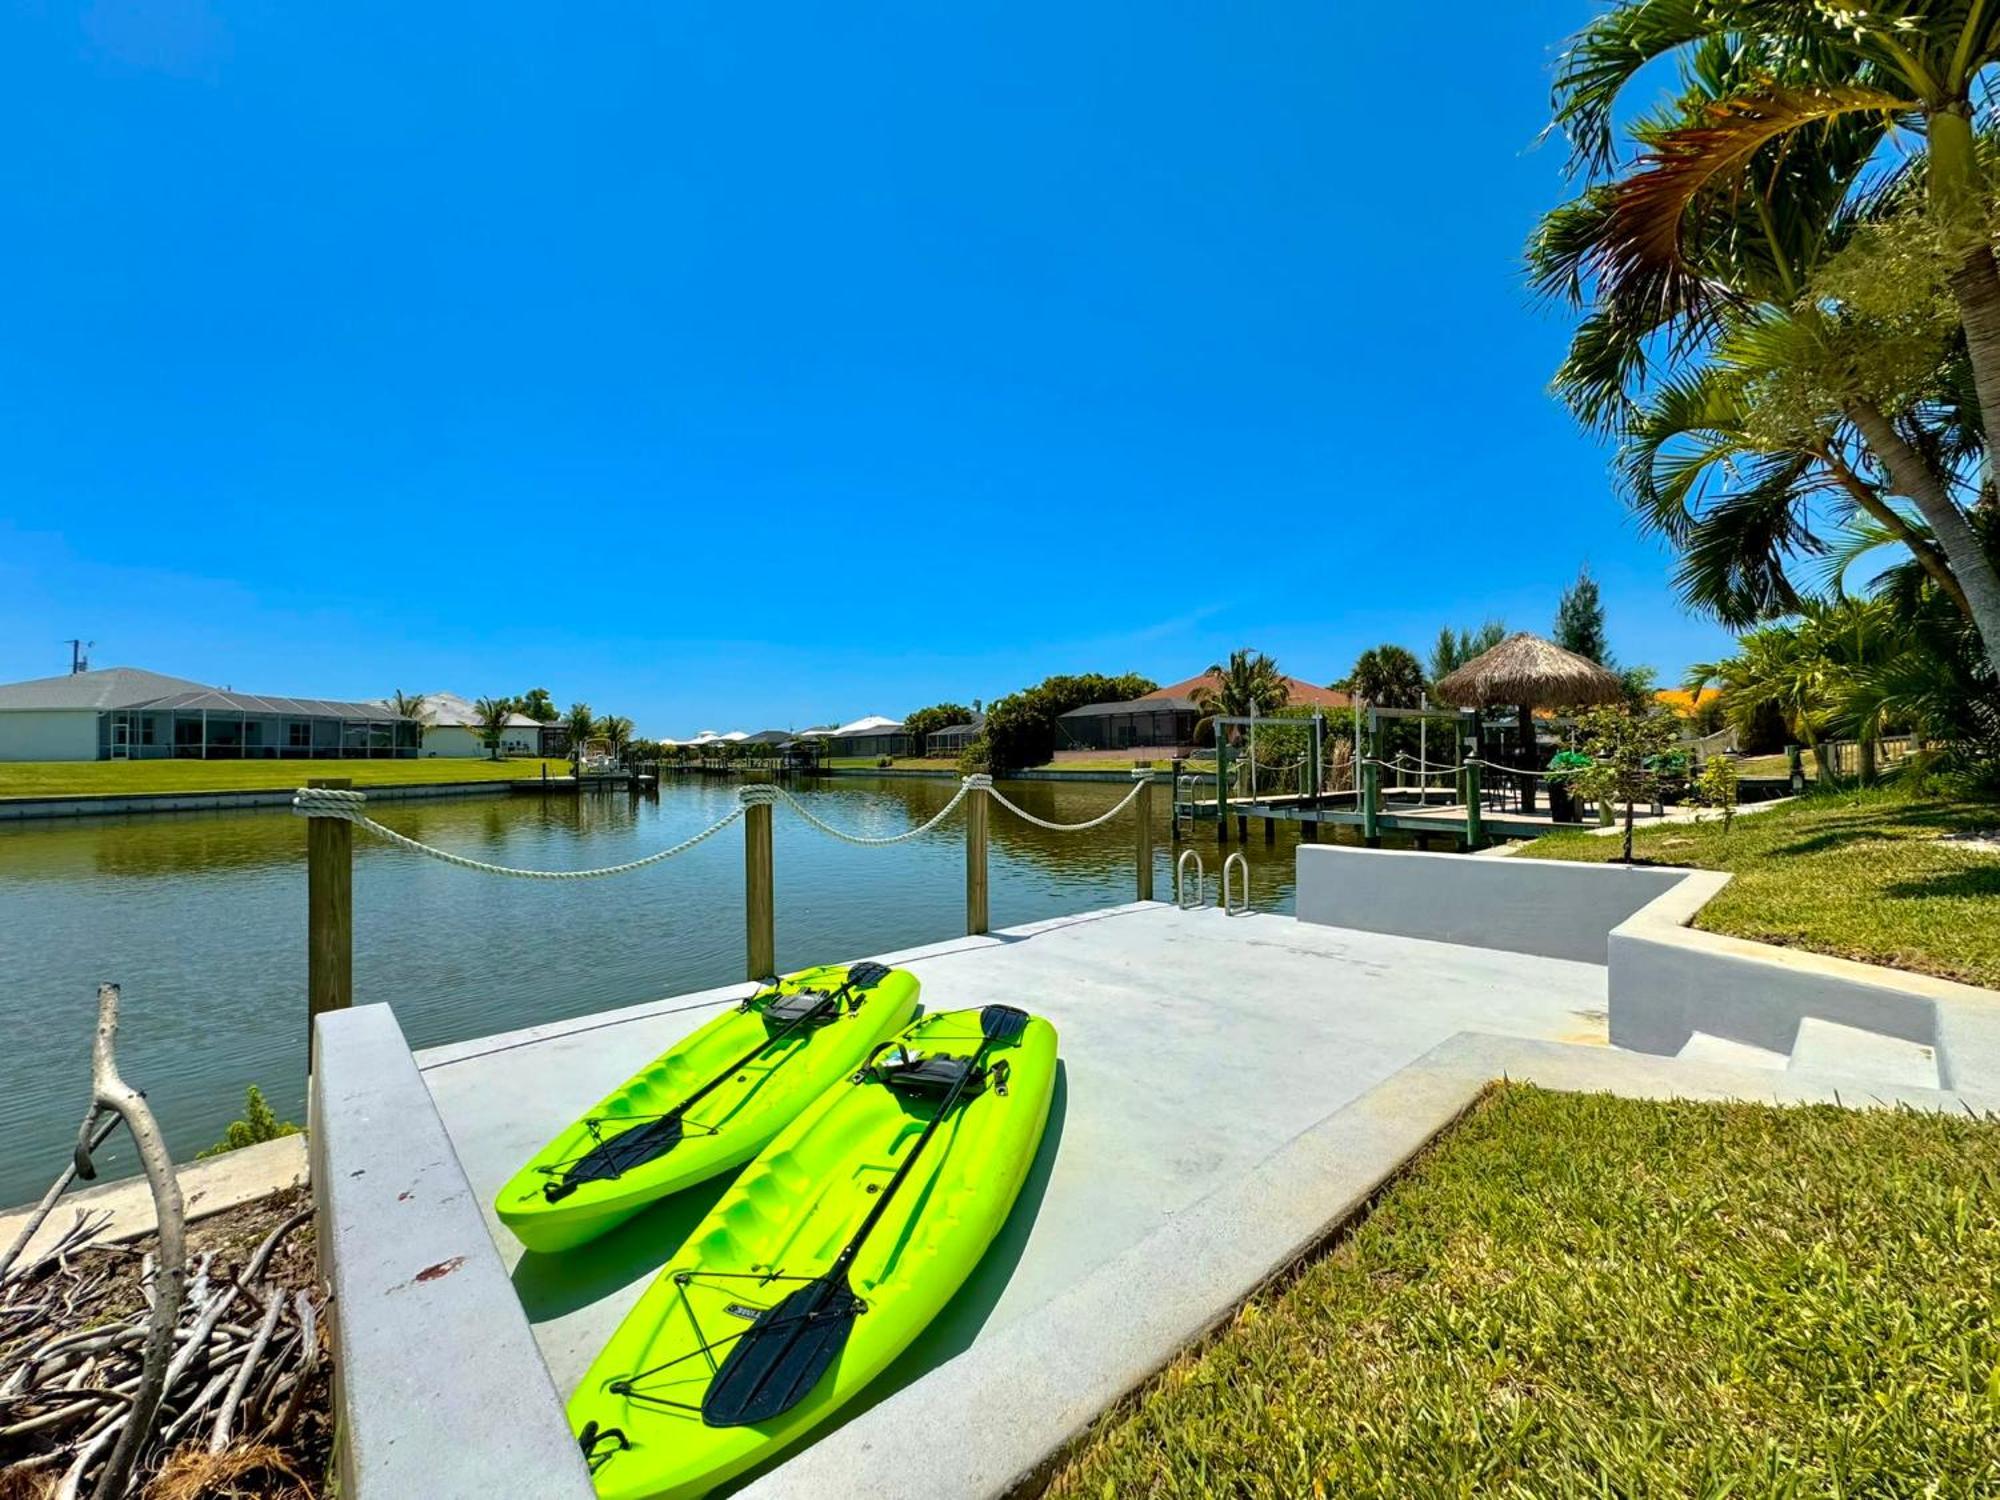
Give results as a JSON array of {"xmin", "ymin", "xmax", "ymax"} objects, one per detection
[{"xmin": 538, "ymin": 962, "xmax": 893, "ymax": 1201}]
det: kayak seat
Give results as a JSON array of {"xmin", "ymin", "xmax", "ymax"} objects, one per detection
[
  {"xmin": 877, "ymin": 1052, "xmax": 989, "ymax": 1101},
  {"xmin": 760, "ymin": 989, "xmax": 839, "ymax": 1032}
]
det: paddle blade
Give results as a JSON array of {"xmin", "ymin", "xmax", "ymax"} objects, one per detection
[
  {"xmin": 701, "ymin": 1276, "xmax": 861, "ymax": 1427},
  {"xmin": 980, "ymin": 1004, "xmax": 1031, "ymax": 1045},
  {"xmin": 546, "ymin": 1114, "xmax": 684, "ymax": 1201}
]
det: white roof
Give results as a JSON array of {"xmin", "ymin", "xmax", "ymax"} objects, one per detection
[
  {"xmin": 719, "ymin": 731, "xmax": 749, "ymax": 742},
  {"xmin": 401, "ymin": 692, "xmax": 541, "ymax": 729},
  {"xmin": 831, "ymin": 715, "xmax": 904, "ymax": 738}
]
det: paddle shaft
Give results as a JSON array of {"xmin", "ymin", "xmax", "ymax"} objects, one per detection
[
  {"xmin": 826, "ymin": 1030, "xmax": 1001, "ymax": 1282},
  {"xmin": 661, "ymin": 985, "xmax": 845, "ymax": 1125}
]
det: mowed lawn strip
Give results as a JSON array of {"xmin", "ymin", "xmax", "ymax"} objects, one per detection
[
  {"xmin": 1046, "ymin": 1084, "xmax": 2000, "ymax": 1499},
  {"xmin": 0, "ymin": 758, "xmax": 577, "ymax": 798},
  {"xmin": 1516, "ymin": 787, "xmax": 2000, "ymax": 989}
]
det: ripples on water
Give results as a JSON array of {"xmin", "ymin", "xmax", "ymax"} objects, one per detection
[{"xmin": 0, "ymin": 775, "xmax": 1374, "ymax": 1204}]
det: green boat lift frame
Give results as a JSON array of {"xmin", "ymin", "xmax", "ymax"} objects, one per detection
[{"xmin": 1171, "ymin": 703, "xmax": 1567, "ymax": 849}]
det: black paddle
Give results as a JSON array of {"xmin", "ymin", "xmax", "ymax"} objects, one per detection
[
  {"xmin": 699, "ymin": 1003, "xmax": 1031, "ymax": 1428},
  {"xmin": 543, "ymin": 962, "xmax": 891, "ymax": 1201}
]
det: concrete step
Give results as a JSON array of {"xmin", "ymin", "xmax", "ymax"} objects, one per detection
[
  {"xmin": 1675, "ymin": 1031, "xmax": 1788, "ymax": 1070},
  {"xmin": 1787, "ymin": 1018, "xmax": 1940, "ymax": 1091}
]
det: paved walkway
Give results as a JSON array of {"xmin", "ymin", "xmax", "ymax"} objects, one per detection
[{"xmin": 417, "ymin": 903, "xmax": 1610, "ymax": 1435}]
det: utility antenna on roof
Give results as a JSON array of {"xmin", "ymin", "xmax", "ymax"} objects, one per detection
[{"xmin": 62, "ymin": 639, "xmax": 93, "ymax": 675}]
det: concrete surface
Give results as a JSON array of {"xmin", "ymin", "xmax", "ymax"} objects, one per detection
[
  {"xmin": 1788, "ymin": 1017, "xmax": 1939, "ymax": 1089},
  {"xmin": 0, "ymin": 1134, "xmax": 307, "ymax": 1264},
  {"xmin": 738, "ymin": 1030, "xmax": 2000, "ymax": 1500},
  {"xmin": 414, "ymin": 903, "xmax": 1610, "ymax": 1464},
  {"xmin": 1296, "ymin": 843, "xmax": 1689, "ymax": 964},
  {"xmin": 312, "ymin": 1003, "xmax": 593, "ymax": 1500}
]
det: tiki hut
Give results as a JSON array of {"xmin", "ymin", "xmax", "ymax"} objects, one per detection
[{"xmin": 1431, "ymin": 633, "xmax": 1624, "ymax": 811}]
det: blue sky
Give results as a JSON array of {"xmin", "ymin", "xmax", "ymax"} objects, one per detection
[{"xmin": 0, "ymin": 1, "xmax": 1730, "ymax": 736}]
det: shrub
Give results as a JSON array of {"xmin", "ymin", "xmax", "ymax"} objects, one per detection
[
  {"xmin": 1694, "ymin": 756, "xmax": 1740, "ymax": 830},
  {"xmin": 199, "ymin": 1085, "xmax": 301, "ymax": 1158}
]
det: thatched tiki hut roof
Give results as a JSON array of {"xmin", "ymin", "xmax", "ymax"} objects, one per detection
[{"xmin": 1431, "ymin": 632, "xmax": 1623, "ymax": 709}]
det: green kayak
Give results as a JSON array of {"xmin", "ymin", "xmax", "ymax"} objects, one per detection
[
  {"xmin": 569, "ymin": 1004, "xmax": 1058, "ymax": 1500},
  {"xmin": 496, "ymin": 962, "xmax": 921, "ymax": 1254}
]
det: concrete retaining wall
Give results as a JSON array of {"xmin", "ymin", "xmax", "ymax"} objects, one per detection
[
  {"xmin": 1295, "ymin": 844, "xmax": 1686, "ymax": 965},
  {"xmin": 311, "ymin": 1004, "xmax": 591, "ymax": 1499},
  {"xmin": 1606, "ymin": 873, "xmax": 2000, "ymax": 1088}
]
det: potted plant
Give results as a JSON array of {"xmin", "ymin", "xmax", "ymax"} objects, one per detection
[{"xmin": 1546, "ymin": 749, "xmax": 1592, "ymax": 824}]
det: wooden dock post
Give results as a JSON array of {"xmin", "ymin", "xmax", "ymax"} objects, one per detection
[
  {"xmin": 743, "ymin": 777, "xmax": 775, "ymax": 980},
  {"xmin": 1361, "ymin": 756, "xmax": 1380, "ymax": 846},
  {"xmin": 1169, "ymin": 758, "xmax": 1183, "ymax": 843},
  {"xmin": 1133, "ymin": 771, "xmax": 1154, "ymax": 901},
  {"xmin": 306, "ymin": 776, "xmax": 353, "ymax": 1065},
  {"xmin": 966, "ymin": 780, "xmax": 990, "ymax": 935},
  {"xmin": 1463, "ymin": 755, "xmax": 1483, "ymax": 849}
]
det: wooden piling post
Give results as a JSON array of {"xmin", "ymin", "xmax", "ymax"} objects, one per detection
[
  {"xmin": 1463, "ymin": 755, "xmax": 1483, "ymax": 849},
  {"xmin": 306, "ymin": 776, "xmax": 353, "ymax": 1065},
  {"xmin": 966, "ymin": 780, "xmax": 989, "ymax": 935},
  {"xmin": 1169, "ymin": 758, "xmax": 1183, "ymax": 844},
  {"xmin": 743, "ymin": 778, "xmax": 775, "ymax": 980},
  {"xmin": 1133, "ymin": 771, "xmax": 1155, "ymax": 902}
]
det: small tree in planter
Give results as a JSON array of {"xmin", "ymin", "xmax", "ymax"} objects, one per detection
[{"xmin": 1568, "ymin": 704, "xmax": 1681, "ymax": 862}]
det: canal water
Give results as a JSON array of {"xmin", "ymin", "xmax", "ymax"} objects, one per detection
[{"xmin": 0, "ymin": 775, "xmax": 1374, "ymax": 1207}]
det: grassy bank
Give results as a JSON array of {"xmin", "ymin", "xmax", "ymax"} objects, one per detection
[
  {"xmin": 1047, "ymin": 1084, "xmax": 2000, "ymax": 1498},
  {"xmin": 0, "ymin": 758, "xmax": 576, "ymax": 798},
  {"xmin": 1516, "ymin": 787, "xmax": 2000, "ymax": 988}
]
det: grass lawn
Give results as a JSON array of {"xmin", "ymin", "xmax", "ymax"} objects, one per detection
[
  {"xmin": 0, "ymin": 758, "xmax": 577, "ymax": 798},
  {"xmin": 1047, "ymin": 1083, "xmax": 2000, "ymax": 1498},
  {"xmin": 1517, "ymin": 786, "xmax": 2000, "ymax": 989}
]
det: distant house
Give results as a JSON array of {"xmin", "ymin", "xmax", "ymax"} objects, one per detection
[
  {"xmin": 1058, "ymin": 671, "xmax": 1352, "ymax": 753},
  {"xmin": 0, "ymin": 665, "xmax": 421, "ymax": 761},
  {"xmin": 828, "ymin": 714, "xmax": 911, "ymax": 759},
  {"xmin": 923, "ymin": 714, "xmax": 985, "ymax": 757},
  {"xmin": 405, "ymin": 692, "xmax": 547, "ymax": 758},
  {"xmin": 742, "ymin": 729, "xmax": 792, "ymax": 747}
]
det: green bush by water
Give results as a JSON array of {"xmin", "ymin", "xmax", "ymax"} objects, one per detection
[{"xmin": 199, "ymin": 1085, "xmax": 301, "ymax": 1158}]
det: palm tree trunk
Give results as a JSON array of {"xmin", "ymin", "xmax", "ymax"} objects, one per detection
[
  {"xmin": 1846, "ymin": 401, "xmax": 2000, "ymax": 684},
  {"xmin": 1814, "ymin": 444, "xmax": 1973, "ymax": 621},
  {"xmin": 1928, "ymin": 107, "xmax": 2000, "ymax": 466}
]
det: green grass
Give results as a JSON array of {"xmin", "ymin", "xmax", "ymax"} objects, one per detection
[
  {"xmin": 0, "ymin": 757, "xmax": 577, "ymax": 798},
  {"xmin": 1047, "ymin": 1083, "xmax": 2000, "ymax": 1499},
  {"xmin": 1517, "ymin": 786, "xmax": 2000, "ymax": 989}
]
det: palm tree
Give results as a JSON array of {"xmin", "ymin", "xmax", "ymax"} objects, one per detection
[
  {"xmin": 388, "ymin": 689, "xmax": 428, "ymax": 722},
  {"xmin": 1539, "ymin": 10, "xmax": 2000, "ymax": 681},
  {"xmin": 596, "ymin": 715, "xmax": 634, "ymax": 765},
  {"xmin": 1346, "ymin": 644, "xmax": 1426, "ymax": 708},
  {"xmin": 1192, "ymin": 650, "xmax": 1288, "ymax": 746},
  {"xmin": 472, "ymin": 696, "xmax": 513, "ymax": 761},
  {"xmin": 564, "ymin": 702, "xmax": 595, "ymax": 772}
]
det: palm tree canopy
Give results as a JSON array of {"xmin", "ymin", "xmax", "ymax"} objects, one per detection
[{"xmin": 1431, "ymin": 632, "xmax": 1626, "ymax": 709}]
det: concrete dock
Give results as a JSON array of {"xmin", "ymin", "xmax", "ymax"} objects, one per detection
[{"xmin": 309, "ymin": 866, "xmax": 2000, "ymax": 1498}]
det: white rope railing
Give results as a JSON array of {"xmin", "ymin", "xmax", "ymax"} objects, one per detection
[
  {"xmin": 984, "ymin": 771, "xmax": 1151, "ymax": 832},
  {"xmin": 762, "ymin": 777, "xmax": 981, "ymax": 847},
  {"xmin": 290, "ymin": 785, "xmax": 745, "ymax": 879},
  {"xmin": 295, "ymin": 767, "xmax": 1158, "ymax": 876}
]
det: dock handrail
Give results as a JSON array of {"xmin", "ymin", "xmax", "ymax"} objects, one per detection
[
  {"xmin": 1175, "ymin": 848, "xmax": 1206, "ymax": 910},
  {"xmin": 1222, "ymin": 851, "xmax": 1250, "ymax": 916}
]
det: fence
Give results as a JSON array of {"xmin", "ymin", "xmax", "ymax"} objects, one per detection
[{"xmin": 293, "ymin": 771, "xmax": 1162, "ymax": 1056}]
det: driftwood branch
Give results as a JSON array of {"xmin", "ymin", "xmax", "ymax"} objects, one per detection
[
  {"xmin": 78, "ymin": 982, "xmax": 187, "ymax": 1500},
  {"xmin": 0, "ymin": 1110, "xmax": 117, "ymax": 1285}
]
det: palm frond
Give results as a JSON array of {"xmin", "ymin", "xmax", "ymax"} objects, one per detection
[
  {"xmin": 1672, "ymin": 459, "xmax": 1823, "ymax": 625},
  {"xmin": 1593, "ymin": 86, "xmax": 1913, "ymax": 322}
]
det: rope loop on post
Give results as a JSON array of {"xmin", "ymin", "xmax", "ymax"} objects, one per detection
[
  {"xmin": 982, "ymin": 775, "xmax": 1149, "ymax": 832},
  {"xmin": 292, "ymin": 785, "xmax": 368, "ymax": 818},
  {"xmin": 762, "ymin": 777, "xmax": 976, "ymax": 846},
  {"xmin": 736, "ymin": 783, "xmax": 781, "ymax": 808}
]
